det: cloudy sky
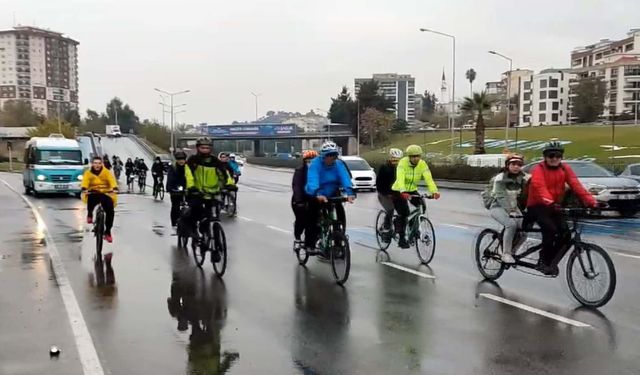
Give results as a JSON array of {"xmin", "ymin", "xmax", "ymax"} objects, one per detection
[{"xmin": 2, "ymin": 0, "xmax": 639, "ymax": 124}]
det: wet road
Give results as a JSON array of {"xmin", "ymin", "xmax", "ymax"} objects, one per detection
[{"xmin": 1, "ymin": 139, "xmax": 640, "ymax": 374}]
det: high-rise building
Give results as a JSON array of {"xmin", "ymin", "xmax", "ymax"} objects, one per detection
[
  {"xmin": 354, "ymin": 73, "xmax": 415, "ymax": 122},
  {"xmin": 0, "ymin": 26, "xmax": 79, "ymax": 118},
  {"xmin": 519, "ymin": 69, "xmax": 574, "ymax": 126},
  {"xmin": 570, "ymin": 29, "xmax": 640, "ymax": 119}
]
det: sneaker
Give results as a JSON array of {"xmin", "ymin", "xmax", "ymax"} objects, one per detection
[
  {"xmin": 501, "ymin": 253, "xmax": 516, "ymax": 264},
  {"xmin": 536, "ymin": 261, "xmax": 559, "ymax": 276},
  {"xmin": 104, "ymin": 234, "xmax": 113, "ymax": 243},
  {"xmin": 211, "ymin": 250, "xmax": 221, "ymax": 263},
  {"xmin": 398, "ymin": 238, "xmax": 410, "ymax": 249},
  {"xmin": 87, "ymin": 216, "xmax": 93, "ymax": 224}
]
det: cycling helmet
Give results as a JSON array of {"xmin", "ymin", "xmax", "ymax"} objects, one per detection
[
  {"xmin": 229, "ymin": 153, "xmax": 236, "ymax": 159},
  {"xmin": 542, "ymin": 141, "xmax": 564, "ymax": 156},
  {"xmin": 302, "ymin": 150, "xmax": 319, "ymax": 160},
  {"xmin": 196, "ymin": 137, "xmax": 213, "ymax": 147},
  {"xmin": 405, "ymin": 144, "xmax": 423, "ymax": 156},
  {"xmin": 505, "ymin": 153, "xmax": 524, "ymax": 166},
  {"xmin": 218, "ymin": 152, "xmax": 229, "ymax": 158},
  {"xmin": 389, "ymin": 148, "xmax": 403, "ymax": 159},
  {"xmin": 174, "ymin": 151, "xmax": 187, "ymax": 160},
  {"xmin": 321, "ymin": 141, "xmax": 339, "ymax": 155}
]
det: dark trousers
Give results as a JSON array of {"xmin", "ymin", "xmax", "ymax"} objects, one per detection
[
  {"xmin": 292, "ymin": 200, "xmax": 308, "ymax": 241},
  {"xmin": 187, "ymin": 198, "xmax": 217, "ymax": 234},
  {"xmin": 393, "ymin": 192, "xmax": 424, "ymax": 236},
  {"xmin": 304, "ymin": 199, "xmax": 346, "ymax": 249},
  {"xmin": 527, "ymin": 205, "xmax": 570, "ymax": 265},
  {"xmin": 377, "ymin": 193, "xmax": 395, "ymax": 228},
  {"xmin": 87, "ymin": 193, "xmax": 115, "ymax": 235},
  {"xmin": 153, "ymin": 175, "xmax": 163, "ymax": 191},
  {"xmin": 170, "ymin": 194, "xmax": 184, "ymax": 226}
]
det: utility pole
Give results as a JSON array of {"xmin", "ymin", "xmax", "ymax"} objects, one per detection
[
  {"xmin": 251, "ymin": 92, "xmax": 261, "ymax": 121},
  {"xmin": 489, "ymin": 50, "xmax": 513, "ymax": 151},
  {"xmin": 154, "ymin": 88, "xmax": 190, "ymax": 152}
]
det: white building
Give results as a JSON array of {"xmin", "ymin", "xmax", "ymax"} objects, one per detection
[
  {"xmin": 570, "ymin": 29, "xmax": 640, "ymax": 119},
  {"xmin": 519, "ymin": 69, "xmax": 574, "ymax": 126},
  {"xmin": 354, "ymin": 73, "xmax": 416, "ymax": 122},
  {"xmin": 0, "ymin": 26, "xmax": 79, "ymax": 118}
]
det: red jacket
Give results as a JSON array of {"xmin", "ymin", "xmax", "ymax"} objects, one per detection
[{"xmin": 527, "ymin": 162, "xmax": 597, "ymax": 207}]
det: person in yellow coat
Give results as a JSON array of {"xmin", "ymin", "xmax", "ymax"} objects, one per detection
[{"xmin": 81, "ymin": 156, "xmax": 118, "ymax": 245}]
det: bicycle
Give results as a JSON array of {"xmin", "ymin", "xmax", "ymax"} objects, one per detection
[
  {"xmin": 114, "ymin": 166, "xmax": 122, "ymax": 181},
  {"xmin": 138, "ymin": 170, "xmax": 147, "ymax": 193},
  {"xmin": 375, "ymin": 193, "xmax": 436, "ymax": 265},
  {"xmin": 293, "ymin": 196, "xmax": 351, "ymax": 285},
  {"xmin": 86, "ymin": 191, "xmax": 112, "ymax": 260},
  {"xmin": 126, "ymin": 172, "xmax": 135, "ymax": 192},
  {"xmin": 190, "ymin": 195, "xmax": 228, "ymax": 277},
  {"xmin": 221, "ymin": 189, "xmax": 237, "ymax": 217},
  {"xmin": 474, "ymin": 207, "xmax": 617, "ymax": 308},
  {"xmin": 174, "ymin": 188, "xmax": 190, "ymax": 250},
  {"xmin": 153, "ymin": 176, "xmax": 165, "ymax": 201}
]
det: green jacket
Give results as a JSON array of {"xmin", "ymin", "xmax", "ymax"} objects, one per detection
[
  {"xmin": 490, "ymin": 171, "xmax": 529, "ymax": 212},
  {"xmin": 185, "ymin": 155, "xmax": 235, "ymax": 199},
  {"xmin": 392, "ymin": 157, "xmax": 438, "ymax": 194}
]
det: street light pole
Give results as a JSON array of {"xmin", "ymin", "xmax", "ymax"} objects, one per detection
[
  {"xmin": 420, "ymin": 28, "xmax": 456, "ymax": 155},
  {"xmin": 489, "ymin": 50, "xmax": 513, "ymax": 151},
  {"xmin": 251, "ymin": 92, "xmax": 261, "ymax": 121},
  {"xmin": 154, "ymin": 88, "xmax": 190, "ymax": 152}
]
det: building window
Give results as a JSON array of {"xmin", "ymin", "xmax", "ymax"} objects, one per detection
[
  {"xmin": 550, "ymin": 78, "xmax": 559, "ymax": 87},
  {"xmin": 626, "ymin": 43, "xmax": 634, "ymax": 52},
  {"xmin": 539, "ymin": 102, "xmax": 547, "ymax": 111},
  {"xmin": 539, "ymin": 114, "xmax": 546, "ymax": 122},
  {"xmin": 540, "ymin": 91, "xmax": 547, "ymax": 99},
  {"xmin": 552, "ymin": 102, "xmax": 559, "ymax": 110},
  {"xmin": 540, "ymin": 79, "xmax": 548, "ymax": 88},
  {"xmin": 523, "ymin": 103, "xmax": 531, "ymax": 112},
  {"xmin": 552, "ymin": 113, "xmax": 559, "ymax": 122},
  {"xmin": 524, "ymin": 81, "xmax": 531, "ymax": 90},
  {"xmin": 549, "ymin": 90, "xmax": 558, "ymax": 99},
  {"xmin": 523, "ymin": 115, "xmax": 531, "ymax": 123},
  {"xmin": 523, "ymin": 92, "xmax": 531, "ymax": 101},
  {"xmin": 560, "ymin": 98, "xmax": 564, "ymax": 105}
]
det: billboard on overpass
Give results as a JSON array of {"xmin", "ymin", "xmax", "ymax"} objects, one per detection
[{"xmin": 202, "ymin": 124, "xmax": 297, "ymax": 138}]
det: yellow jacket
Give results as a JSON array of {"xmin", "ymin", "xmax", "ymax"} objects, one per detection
[
  {"xmin": 81, "ymin": 167, "xmax": 118, "ymax": 206},
  {"xmin": 392, "ymin": 157, "xmax": 438, "ymax": 194}
]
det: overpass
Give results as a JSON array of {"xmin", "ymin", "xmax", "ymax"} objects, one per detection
[{"xmin": 177, "ymin": 123, "xmax": 357, "ymax": 156}]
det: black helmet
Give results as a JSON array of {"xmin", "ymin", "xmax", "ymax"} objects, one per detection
[
  {"xmin": 174, "ymin": 151, "xmax": 187, "ymax": 160},
  {"xmin": 196, "ymin": 137, "xmax": 212, "ymax": 147},
  {"xmin": 542, "ymin": 141, "xmax": 564, "ymax": 156}
]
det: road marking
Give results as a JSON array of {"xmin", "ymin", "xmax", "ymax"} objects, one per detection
[
  {"xmin": 441, "ymin": 223, "xmax": 470, "ymax": 230},
  {"xmin": 238, "ymin": 216, "xmax": 254, "ymax": 222},
  {"xmin": 266, "ymin": 225, "xmax": 292, "ymax": 234},
  {"xmin": 0, "ymin": 179, "xmax": 105, "ymax": 375},
  {"xmin": 613, "ymin": 251, "xmax": 640, "ymax": 260},
  {"xmin": 479, "ymin": 293, "xmax": 591, "ymax": 328},
  {"xmin": 354, "ymin": 240, "xmax": 380, "ymax": 250},
  {"xmin": 380, "ymin": 262, "xmax": 436, "ymax": 279}
]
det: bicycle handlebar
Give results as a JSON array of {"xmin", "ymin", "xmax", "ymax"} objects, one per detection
[{"xmin": 409, "ymin": 193, "xmax": 435, "ymax": 199}]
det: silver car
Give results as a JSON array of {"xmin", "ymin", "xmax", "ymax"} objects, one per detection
[
  {"xmin": 524, "ymin": 160, "xmax": 640, "ymax": 217},
  {"xmin": 620, "ymin": 163, "xmax": 640, "ymax": 184}
]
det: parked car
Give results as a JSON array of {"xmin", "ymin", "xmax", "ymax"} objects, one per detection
[
  {"xmin": 620, "ymin": 163, "xmax": 640, "ymax": 183},
  {"xmin": 523, "ymin": 160, "xmax": 640, "ymax": 217},
  {"xmin": 341, "ymin": 156, "xmax": 376, "ymax": 191}
]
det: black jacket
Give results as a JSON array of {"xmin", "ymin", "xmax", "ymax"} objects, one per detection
[
  {"xmin": 125, "ymin": 161, "xmax": 135, "ymax": 173},
  {"xmin": 152, "ymin": 162, "xmax": 164, "ymax": 176},
  {"xmin": 292, "ymin": 163, "xmax": 309, "ymax": 204},
  {"xmin": 166, "ymin": 163, "xmax": 187, "ymax": 193},
  {"xmin": 376, "ymin": 162, "xmax": 396, "ymax": 194}
]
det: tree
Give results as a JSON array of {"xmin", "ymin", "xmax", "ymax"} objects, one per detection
[
  {"xmin": 27, "ymin": 119, "xmax": 75, "ymax": 138},
  {"xmin": 419, "ymin": 91, "xmax": 439, "ymax": 122},
  {"xmin": 328, "ymin": 86, "xmax": 358, "ymax": 136},
  {"xmin": 360, "ymin": 108, "xmax": 394, "ymax": 148},
  {"xmin": 105, "ymin": 97, "xmax": 140, "ymax": 133},
  {"xmin": 465, "ymin": 68, "xmax": 477, "ymax": 97},
  {"xmin": 64, "ymin": 109, "xmax": 82, "ymax": 127},
  {"xmin": 356, "ymin": 80, "xmax": 395, "ymax": 114},
  {"xmin": 392, "ymin": 118, "xmax": 409, "ymax": 132},
  {"xmin": 0, "ymin": 100, "xmax": 43, "ymax": 127},
  {"xmin": 135, "ymin": 119, "xmax": 171, "ymax": 152},
  {"xmin": 80, "ymin": 109, "xmax": 108, "ymax": 133},
  {"xmin": 461, "ymin": 91, "xmax": 493, "ymax": 154},
  {"xmin": 573, "ymin": 77, "xmax": 606, "ymax": 123}
]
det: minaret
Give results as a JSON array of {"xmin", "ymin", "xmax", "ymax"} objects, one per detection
[{"xmin": 440, "ymin": 68, "xmax": 447, "ymax": 111}]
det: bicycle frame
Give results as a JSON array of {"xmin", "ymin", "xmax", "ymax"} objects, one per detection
[{"xmin": 318, "ymin": 199, "xmax": 346, "ymax": 251}]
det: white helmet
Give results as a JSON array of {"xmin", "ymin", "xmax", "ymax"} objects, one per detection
[
  {"xmin": 229, "ymin": 153, "xmax": 236, "ymax": 159},
  {"xmin": 389, "ymin": 148, "xmax": 403, "ymax": 159},
  {"xmin": 321, "ymin": 141, "xmax": 338, "ymax": 155}
]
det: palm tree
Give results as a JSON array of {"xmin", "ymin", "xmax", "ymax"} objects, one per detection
[
  {"xmin": 461, "ymin": 91, "xmax": 493, "ymax": 154},
  {"xmin": 465, "ymin": 68, "xmax": 477, "ymax": 98}
]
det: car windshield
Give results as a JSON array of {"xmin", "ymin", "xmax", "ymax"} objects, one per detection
[
  {"xmin": 566, "ymin": 162, "xmax": 613, "ymax": 177},
  {"xmin": 344, "ymin": 159, "xmax": 371, "ymax": 171},
  {"xmin": 36, "ymin": 149, "xmax": 83, "ymax": 165}
]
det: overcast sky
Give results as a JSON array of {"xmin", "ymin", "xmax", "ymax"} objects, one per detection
[{"xmin": 3, "ymin": 0, "xmax": 640, "ymax": 124}]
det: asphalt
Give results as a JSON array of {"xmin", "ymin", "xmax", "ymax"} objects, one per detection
[{"xmin": 0, "ymin": 137, "xmax": 638, "ymax": 374}]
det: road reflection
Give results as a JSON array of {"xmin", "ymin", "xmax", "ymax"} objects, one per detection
[
  {"xmin": 168, "ymin": 249, "xmax": 239, "ymax": 374},
  {"xmin": 88, "ymin": 259, "xmax": 118, "ymax": 301}
]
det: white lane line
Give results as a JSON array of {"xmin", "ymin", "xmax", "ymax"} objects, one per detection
[
  {"xmin": 238, "ymin": 216, "xmax": 254, "ymax": 222},
  {"xmin": 354, "ymin": 240, "xmax": 380, "ymax": 251},
  {"xmin": 380, "ymin": 262, "xmax": 436, "ymax": 279},
  {"xmin": 0, "ymin": 179, "xmax": 105, "ymax": 375},
  {"xmin": 266, "ymin": 225, "xmax": 292, "ymax": 234},
  {"xmin": 479, "ymin": 293, "xmax": 591, "ymax": 328},
  {"xmin": 441, "ymin": 223, "xmax": 470, "ymax": 230},
  {"xmin": 613, "ymin": 251, "xmax": 640, "ymax": 260}
]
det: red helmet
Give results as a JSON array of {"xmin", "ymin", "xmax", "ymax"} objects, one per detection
[
  {"xmin": 302, "ymin": 150, "xmax": 319, "ymax": 160},
  {"xmin": 505, "ymin": 153, "xmax": 524, "ymax": 166}
]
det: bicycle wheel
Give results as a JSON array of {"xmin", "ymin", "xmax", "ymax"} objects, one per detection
[
  {"xmin": 294, "ymin": 240, "xmax": 309, "ymax": 266},
  {"xmin": 226, "ymin": 193, "xmax": 237, "ymax": 217},
  {"xmin": 212, "ymin": 221, "xmax": 227, "ymax": 277},
  {"xmin": 415, "ymin": 216, "xmax": 436, "ymax": 265},
  {"xmin": 566, "ymin": 242, "xmax": 616, "ymax": 308},
  {"xmin": 159, "ymin": 185, "xmax": 165, "ymax": 201},
  {"xmin": 192, "ymin": 223, "xmax": 209, "ymax": 267},
  {"xmin": 94, "ymin": 209, "xmax": 105, "ymax": 260},
  {"xmin": 474, "ymin": 228, "xmax": 505, "ymax": 281},
  {"xmin": 375, "ymin": 210, "xmax": 392, "ymax": 251},
  {"xmin": 330, "ymin": 229, "xmax": 351, "ymax": 285}
]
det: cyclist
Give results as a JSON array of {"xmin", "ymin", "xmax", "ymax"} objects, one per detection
[
  {"xmin": 152, "ymin": 156, "xmax": 165, "ymax": 194},
  {"xmin": 113, "ymin": 156, "xmax": 123, "ymax": 180},
  {"xmin": 376, "ymin": 148, "xmax": 403, "ymax": 235},
  {"xmin": 166, "ymin": 151, "xmax": 188, "ymax": 228},
  {"xmin": 487, "ymin": 154, "xmax": 529, "ymax": 264},
  {"xmin": 185, "ymin": 137, "xmax": 235, "ymax": 262},
  {"xmin": 391, "ymin": 144, "xmax": 440, "ymax": 249},
  {"xmin": 217, "ymin": 152, "xmax": 240, "ymax": 210},
  {"xmin": 81, "ymin": 156, "xmax": 118, "ymax": 250},
  {"xmin": 304, "ymin": 141, "xmax": 355, "ymax": 253},
  {"xmin": 291, "ymin": 150, "xmax": 319, "ymax": 248},
  {"xmin": 103, "ymin": 154, "xmax": 112, "ymax": 170},
  {"xmin": 137, "ymin": 158, "xmax": 149, "ymax": 179},
  {"xmin": 527, "ymin": 141, "xmax": 597, "ymax": 275},
  {"xmin": 228, "ymin": 153, "xmax": 242, "ymax": 183}
]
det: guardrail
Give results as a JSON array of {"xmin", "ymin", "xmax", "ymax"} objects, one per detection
[{"xmin": 125, "ymin": 134, "xmax": 157, "ymax": 160}]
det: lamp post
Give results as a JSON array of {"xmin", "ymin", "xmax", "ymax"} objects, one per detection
[
  {"xmin": 251, "ymin": 92, "xmax": 262, "ymax": 121},
  {"xmin": 154, "ymin": 88, "xmax": 190, "ymax": 152},
  {"xmin": 488, "ymin": 50, "xmax": 513, "ymax": 151},
  {"xmin": 420, "ymin": 28, "xmax": 456, "ymax": 155}
]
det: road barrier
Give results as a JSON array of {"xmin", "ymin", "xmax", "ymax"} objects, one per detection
[{"xmin": 126, "ymin": 134, "xmax": 157, "ymax": 160}]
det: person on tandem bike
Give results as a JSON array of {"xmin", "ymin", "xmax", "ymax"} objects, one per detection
[{"xmin": 184, "ymin": 137, "xmax": 236, "ymax": 262}]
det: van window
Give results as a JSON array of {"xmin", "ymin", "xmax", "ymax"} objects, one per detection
[{"xmin": 36, "ymin": 149, "xmax": 83, "ymax": 165}]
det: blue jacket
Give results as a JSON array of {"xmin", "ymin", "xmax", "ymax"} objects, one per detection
[
  {"xmin": 228, "ymin": 160, "xmax": 241, "ymax": 175},
  {"xmin": 305, "ymin": 156, "xmax": 354, "ymax": 197}
]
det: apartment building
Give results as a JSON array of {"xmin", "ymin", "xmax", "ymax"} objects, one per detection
[
  {"xmin": 519, "ymin": 69, "xmax": 574, "ymax": 126},
  {"xmin": 354, "ymin": 73, "xmax": 416, "ymax": 122},
  {"xmin": 0, "ymin": 26, "xmax": 79, "ymax": 118}
]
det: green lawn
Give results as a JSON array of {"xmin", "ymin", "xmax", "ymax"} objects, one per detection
[
  {"xmin": 0, "ymin": 161, "xmax": 24, "ymax": 173},
  {"xmin": 361, "ymin": 124, "xmax": 640, "ymax": 169}
]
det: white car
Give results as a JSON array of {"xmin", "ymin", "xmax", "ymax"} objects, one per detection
[{"xmin": 341, "ymin": 156, "xmax": 376, "ymax": 191}]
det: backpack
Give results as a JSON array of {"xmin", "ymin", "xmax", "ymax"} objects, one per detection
[{"xmin": 481, "ymin": 175, "xmax": 497, "ymax": 209}]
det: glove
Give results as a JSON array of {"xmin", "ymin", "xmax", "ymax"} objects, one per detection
[
  {"xmin": 432, "ymin": 192, "xmax": 441, "ymax": 200},
  {"xmin": 400, "ymin": 192, "xmax": 411, "ymax": 201}
]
